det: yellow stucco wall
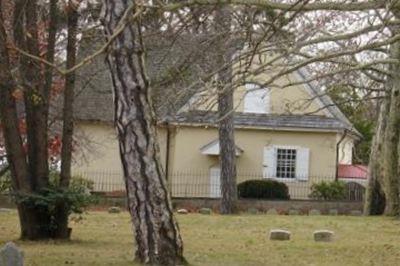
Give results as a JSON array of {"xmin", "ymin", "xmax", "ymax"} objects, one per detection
[
  {"xmin": 168, "ymin": 125, "xmax": 339, "ymax": 199},
  {"xmin": 72, "ymin": 122, "xmax": 352, "ymax": 199},
  {"xmin": 169, "ymin": 126, "xmax": 337, "ymax": 174},
  {"xmin": 72, "ymin": 122, "xmax": 168, "ymax": 191},
  {"xmin": 186, "ymin": 52, "xmax": 328, "ymax": 117}
]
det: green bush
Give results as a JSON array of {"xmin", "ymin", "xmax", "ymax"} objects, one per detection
[
  {"xmin": 238, "ymin": 179, "xmax": 290, "ymax": 200},
  {"xmin": 0, "ymin": 174, "xmax": 11, "ymax": 193},
  {"xmin": 309, "ymin": 180, "xmax": 346, "ymax": 200},
  {"xmin": 1, "ymin": 171, "xmax": 96, "ymax": 215}
]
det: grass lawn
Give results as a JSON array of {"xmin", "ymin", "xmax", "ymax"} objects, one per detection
[{"xmin": 1, "ymin": 210, "xmax": 400, "ymax": 265}]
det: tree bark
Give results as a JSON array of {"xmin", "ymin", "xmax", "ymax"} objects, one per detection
[
  {"xmin": 60, "ymin": 2, "xmax": 78, "ymax": 188},
  {"xmin": 215, "ymin": 6, "xmax": 237, "ymax": 214},
  {"xmin": 363, "ymin": 95, "xmax": 388, "ymax": 215},
  {"xmin": 101, "ymin": 1, "xmax": 185, "ymax": 264},
  {"xmin": 382, "ymin": 41, "xmax": 400, "ymax": 216},
  {"xmin": 56, "ymin": 0, "xmax": 79, "ymax": 239},
  {"xmin": 2, "ymin": 0, "xmax": 73, "ymax": 240},
  {"xmin": 0, "ymin": 4, "xmax": 30, "ymax": 193},
  {"xmin": 1, "ymin": 2, "xmax": 47, "ymax": 240},
  {"xmin": 21, "ymin": 0, "xmax": 50, "ymax": 190}
]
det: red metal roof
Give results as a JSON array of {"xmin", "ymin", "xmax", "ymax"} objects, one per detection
[{"xmin": 338, "ymin": 164, "xmax": 368, "ymax": 180}]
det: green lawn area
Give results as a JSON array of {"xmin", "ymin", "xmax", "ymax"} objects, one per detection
[{"xmin": 1, "ymin": 210, "xmax": 400, "ymax": 265}]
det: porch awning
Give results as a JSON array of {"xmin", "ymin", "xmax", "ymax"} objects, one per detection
[{"xmin": 200, "ymin": 139, "xmax": 243, "ymax": 156}]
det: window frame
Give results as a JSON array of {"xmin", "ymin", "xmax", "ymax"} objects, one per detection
[
  {"xmin": 243, "ymin": 83, "xmax": 270, "ymax": 114},
  {"xmin": 275, "ymin": 148, "xmax": 297, "ymax": 179}
]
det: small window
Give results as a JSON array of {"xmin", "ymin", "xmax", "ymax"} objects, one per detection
[
  {"xmin": 276, "ymin": 148, "xmax": 297, "ymax": 178},
  {"xmin": 244, "ymin": 83, "xmax": 269, "ymax": 113}
]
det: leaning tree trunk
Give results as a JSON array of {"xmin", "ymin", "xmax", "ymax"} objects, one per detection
[
  {"xmin": 215, "ymin": 6, "xmax": 237, "ymax": 214},
  {"xmin": 363, "ymin": 95, "xmax": 389, "ymax": 215},
  {"xmin": 382, "ymin": 41, "xmax": 400, "ymax": 216},
  {"xmin": 101, "ymin": 1, "xmax": 184, "ymax": 265}
]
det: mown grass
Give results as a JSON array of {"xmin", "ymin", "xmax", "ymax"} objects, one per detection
[{"xmin": 1, "ymin": 210, "xmax": 400, "ymax": 265}]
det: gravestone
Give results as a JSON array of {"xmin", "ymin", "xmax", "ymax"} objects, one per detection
[
  {"xmin": 269, "ymin": 229, "xmax": 291, "ymax": 241},
  {"xmin": 309, "ymin": 209, "xmax": 321, "ymax": 216},
  {"xmin": 177, "ymin": 209, "xmax": 188, "ymax": 214},
  {"xmin": 328, "ymin": 209, "xmax": 339, "ymax": 216},
  {"xmin": 0, "ymin": 208, "xmax": 11, "ymax": 213},
  {"xmin": 288, "ymin": 209, "xmax": 300, "ymax": 215},
  {"xmin": 314, "ymin": 230, "xmax": 334, "ymax": 242},
  {"xmin": 108, "ymin": 206, "xmax": 121, "ymax": 214},
  {"xmin": 266, "ymin": 208, "xmax": 278, "ymax": 215},
  {"xmin": 0, "ymin": 242, "xmax": 23, "ymax": 266},
  {"xmin": 349, "ymin": 210, "xmax": 362, "ymax": 216},
  {"xmin": 247, "ymin": 208, "xmax": 258, "ymax": 214},
  {"xmin": 199, "ymin": 208, "xmax": 212, "ymax": 215}
]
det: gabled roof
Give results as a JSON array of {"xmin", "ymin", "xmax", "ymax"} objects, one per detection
[
  {"xmin": 73, "ymin": 31, "xmax": 360, "ymax": 137},
  {"xmin": 295, "ymin": 68, "xmax": 354, "ymax": 130}
]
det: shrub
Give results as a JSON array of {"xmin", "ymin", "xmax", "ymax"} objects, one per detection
[
  {"xmin": 0, "ymin": 173, "xmax": 11, "ymax": 193},
  {"xmin": 238, "ymin": 179, "xmax": 290, "ymax": 200},
  {"xmin": 1, "ymin": 170, "xmax": 97, "ymax": 215},
  {"xmin": 309, "ymin": 180, "xmax": 346, "ymax": 200}
]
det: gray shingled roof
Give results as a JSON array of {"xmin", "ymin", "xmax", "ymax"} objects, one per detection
[
  {"xmin": 72, "ymin": 31, "xmax": 241, "ymax": 122},
  {"xmin": 72, "ymin": 31, "xmax": 359, "ymax": 137},
  {"xmin": 169, "ymin": 110, "xmax": 358, "ymax": 134}
]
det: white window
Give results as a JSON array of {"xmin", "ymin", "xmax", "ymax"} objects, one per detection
[
  {"xmin": 276, "ymin": 148, "xmax": 297, "ymax": 178},
  {"xmin": 263, "ymin": 146, "xmax": 310, "ymax": 180},
  {"xmin": 244, "ymin": 83, "xmax": 269, "ymax": 113}
]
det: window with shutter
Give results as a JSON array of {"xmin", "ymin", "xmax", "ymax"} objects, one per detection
[
  {"xmin": 264, "ymin": 146, "xmax": 310, "ymax": 180},
  {"xmin": 244, "ymin": 83, "xmax": 269, "ymax": 113}
]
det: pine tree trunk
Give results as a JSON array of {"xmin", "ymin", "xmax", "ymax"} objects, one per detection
[
  {"xmin": 218, "ymin": 88, "xmax": 237, "ymax": 214},
  {"xmin": 382, "ymin": 41, "xmax": 400, "ymax": 216},
  {"xmin": 215, "ymin": 6, "xmax": 237, "ymax": 214},
  {"xmin": 57, "ymin": 1, "xmax": 79, "ymax": 239},
  {"xmin": 101, "ymin": 1, "xmax": 184, "ymax": 264},
  {"xmin": 364, "ymin": 96, "xmax": 388, "ymax": 215}
]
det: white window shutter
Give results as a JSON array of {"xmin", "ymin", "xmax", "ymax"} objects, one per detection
[
  {"xmin": 296, "ymin": 147, "xmax": 310, "ymax": 180},
  {"xmin": 263, "ymin": 146, "xmax": 276, "ymax": 178}
]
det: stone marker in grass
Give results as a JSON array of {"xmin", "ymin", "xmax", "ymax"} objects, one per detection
[
  {"xmin": 0, "ymin": 242, "xmax": 23, "ymax": 266},
  {"xmin": 269, "ymin": 229, "xmax": 291, "ymax": 241},
  {"xmin": 177, "ymin": 209, "xmax": 188, "ymax": 214},
  {"xmin": 314, "ymin": 230, "xmax": 334, "ymax": 242},
  {"xmin": 288, "ymin": 209, "xmax": 300, "ymax": 215},
  {"xmin": 0, "ymin": 208, "xmax": 12, "ymax": 213},
  {"xmin": 349, "ymin": 210, "xmax": 362, "ymax": 216},
  {"xmin": 247, "ymin": 208, "xmax": 258, "ymax": 214},
  {"xmin": 108, "ymin": 206, "xmax": 121, "ymax": 214},
  {"xmin": 266, "ymin": 208, "xmax": 278, "ymax": 215},
  {"xmin": 309, "ymin": 209, "xmax": 321, "ymax": 216},
  {"xmin": 199, "ymin": 208, "xmax": 212, "ymax": 215},
  {"xmin": 329, "ymin": 209, "xmax": 339, "ymax": 216}
]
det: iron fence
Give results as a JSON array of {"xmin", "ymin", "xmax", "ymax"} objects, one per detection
[{"xmin": 74, "ymin": 170, "xmax": 366, "ymax": 201}]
